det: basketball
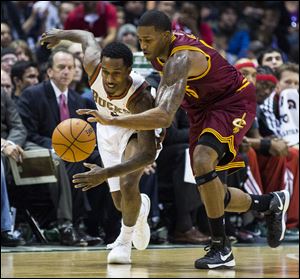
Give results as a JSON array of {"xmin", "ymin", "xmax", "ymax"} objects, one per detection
[{"xmin": 52, "ymin": 118, "xmax": 96, "ymax": 162}]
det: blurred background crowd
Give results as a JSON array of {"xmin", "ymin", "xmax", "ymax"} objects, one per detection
[{"xmin": 1, "ymin": 1, "xmax": 299, "ymax": 248}]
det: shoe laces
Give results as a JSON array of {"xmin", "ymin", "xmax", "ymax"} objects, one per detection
[
  {"xmin": 106, "ymin": 237, "xmax": 131, "ymax": 250},
  {"xmin": 203, "ymin": 244, "xmax": 220, "ymax": 258}
]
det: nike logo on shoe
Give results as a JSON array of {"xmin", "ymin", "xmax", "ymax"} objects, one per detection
[
  {"xmin": 274, "ymin": 192, "xmax": 283, "ymax": 211},
  {"xmin": 220, "ymin": 251, "xmax": 232, "ymax": 261}
]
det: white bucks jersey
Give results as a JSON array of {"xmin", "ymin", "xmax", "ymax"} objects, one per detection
[
  {"xmin": 90, "ymin": 69, "xmax": 148, "ymax": 117},
  {"xmin": 89, "ymin": 66, "xmax": 151, "ymax": 192}
]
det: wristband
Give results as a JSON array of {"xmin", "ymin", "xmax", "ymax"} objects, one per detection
[{"xmin": 260, "ymin": 138, "xmax": 271, "ymax": 155}]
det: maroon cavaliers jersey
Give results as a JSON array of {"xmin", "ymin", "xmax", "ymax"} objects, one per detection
[
  {"xmin": 150, "ymin": 31, "xmax": 251, "ymax": 116},
  {"xmin": 151, "ymin": 31, "xmax": 257, "ymax": 172}
]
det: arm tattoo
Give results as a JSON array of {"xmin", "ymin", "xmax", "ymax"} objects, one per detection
[{"xmin": 156, "ymin": 51, "xmax": 190, "ymax": 119}]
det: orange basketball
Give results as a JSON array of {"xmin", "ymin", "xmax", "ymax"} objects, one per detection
[{"xmin": 52, "ymin": 118, "xmax": 96, "ymax": 162}]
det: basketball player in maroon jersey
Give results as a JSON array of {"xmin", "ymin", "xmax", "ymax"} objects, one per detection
[{"xmin": 76, "ymin": 11, "xmax": 290, "ymax": 269}]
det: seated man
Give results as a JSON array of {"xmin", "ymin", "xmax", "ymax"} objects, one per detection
[
  {"xmin": 1, "ymin": 88, "xmax": 89, "ymax": 246},
  {"xmin": 1, "ymin": 158, "xmax": 25, "ymax": 247}
]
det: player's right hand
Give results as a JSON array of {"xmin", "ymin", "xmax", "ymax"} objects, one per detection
[
  {"xmin": 40, "ymin": 29, "xmax": 63, "ymax": 49},
  {"xmin": 73, "ymin": 163, "xmax": 108, "ymax": 191},
  {"xmin": 76, "ymin": 109, "xmax": 114, "ymax": 125}
]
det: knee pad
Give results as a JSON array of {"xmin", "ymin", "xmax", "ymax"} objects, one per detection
[
  {"xmin": 195, "ymin": 170, "xmax": 218, "ymax": 186},
  {"xmin": 224, "ymin": 189, "xmax": 231, "ymax": 208}
]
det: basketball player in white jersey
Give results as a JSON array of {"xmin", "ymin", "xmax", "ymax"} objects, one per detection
[{"xmin": 40, "ymin": 29, "xmax": 162, "ymax": 264}]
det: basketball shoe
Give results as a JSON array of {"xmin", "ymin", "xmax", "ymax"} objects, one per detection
[
  {"xmin": 194, "ymin": 237, "xmax": 235, "ymax": 269},
  {"xmin": 265, "ymin": 190, "xmax": 290, "ymax": 248},
  {"xmin": 107, "ymin": 225, "xmax": 134, "ymax": 264},
  {"xmin": 107, "ymin": 239, "xmax": 132, "ymax": 264},
  {"xmin": 132, "ymin": 193, "xmax": 151, "ymax": 250}
]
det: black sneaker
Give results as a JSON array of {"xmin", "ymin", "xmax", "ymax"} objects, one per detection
[
  {"xmin": 59, "ymin": 225, "xmax": 88, "ymax": 247},
  {"xmin": 265, "ymin": 190, "xmax": 290, "ymax": 248},
  {"xmin": 1, "ymin": 231, "xmax": 26, "ymax": 247},
  {"xmin": 194, "ymin": 237, "xmax": 235, "ymax": 269}
]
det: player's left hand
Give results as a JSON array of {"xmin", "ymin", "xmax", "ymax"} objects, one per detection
[
  {"xmin": 72, "ymin": 163, "xmax": 108, "ymax": 191},
  {"xmin": 76, "ymin": 109, "xmax": 113, "ymax": 125},
  {"xmin": 40, "ymin": 28, "xmax": 63, "ymax": 49}
]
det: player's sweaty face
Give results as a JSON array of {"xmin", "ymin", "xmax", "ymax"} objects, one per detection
[
  {"xmin": 137, "ymin": 26, "xmax": 163, "ymax": 60},
  {"xmin": 101, "ymin": 57, "xmax": 131, "ymax": 95}
]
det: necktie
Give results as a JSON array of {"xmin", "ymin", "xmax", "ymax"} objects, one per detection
[{"xmin": 59, "ymin": 93, "xmax": 70, "ymax": 122}]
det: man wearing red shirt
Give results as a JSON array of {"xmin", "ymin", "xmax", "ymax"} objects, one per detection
[{"xmin": 64, "ymin": 2, "xmax": 117, "ymax": 47}]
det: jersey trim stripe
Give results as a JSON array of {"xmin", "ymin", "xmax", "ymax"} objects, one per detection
[
  {"xmin": 170, "ymin": 45, "xmax": 211, "ymax": 81},
  {"xmin": 236, "ymin": 81, "xmax": 250, "ymax": 93},
  {"xmin": 199, "ymin": 39, "xmax": 214, "ymax": 49},
  {"xmin": 198, "ymin": 128, "xmax": 237, "ymax": 160},
  {"xmin": 89, "ymin": 63, "xmax": 102, "ymax": 86},
  {"xmin": 216, "ymin": 161, "xmax": 245, "ymax": 171},
  {"xmin": 127, "ymin": 81, "xmax": 149, "ymax": 109}
]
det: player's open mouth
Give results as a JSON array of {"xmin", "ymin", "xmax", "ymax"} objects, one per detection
[{"xmin": 106, "ymin": 84, "xmax": 115, "ymax": 88}]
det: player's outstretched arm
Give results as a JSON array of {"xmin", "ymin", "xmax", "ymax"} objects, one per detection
[
  {"xmin": 77, "ymin": 51, "xmax": 190, "ymax": 130},
  {"xmin": 73, "ymin": 89, "xmax": 157, "ymax": 191},
  {"xmin": 40, "ymin": 29, "xmax": 101, "ymax": 77}
]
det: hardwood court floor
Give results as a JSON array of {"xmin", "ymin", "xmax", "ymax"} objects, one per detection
[{"xmin": 1, "ymin": 244, "xmax": 298, "ymax": 278}]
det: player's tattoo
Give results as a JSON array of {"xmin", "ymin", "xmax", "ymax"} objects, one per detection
[{"xmin": 156, "ymin": 50, "xmax": 190, "ymax": 119}]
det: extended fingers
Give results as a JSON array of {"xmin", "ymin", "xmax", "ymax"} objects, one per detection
[{"xmin": 74, "ymin": 183, "xmax": 92, "ymax": 189}]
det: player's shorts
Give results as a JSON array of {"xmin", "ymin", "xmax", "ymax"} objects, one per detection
[
  {"xmin": 97, "ymin": 123, "xmax": 162, "ymax": 192},
  {"xmin": 188, "ymin": 83, "xmax": 256, "ymax": 175}
]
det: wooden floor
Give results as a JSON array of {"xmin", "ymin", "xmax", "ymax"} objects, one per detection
[{"xmin": 1, "ymin": 244, "xmax": 298, "ymax": 278}]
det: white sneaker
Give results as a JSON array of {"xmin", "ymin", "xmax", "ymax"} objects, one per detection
[
  {"xmin": 132, "ymin": 194, "xmax": 151, "ymax": 250},
  {"xmin": 107, "ymin": 241, "xmax": 132, "ymax": 264}
]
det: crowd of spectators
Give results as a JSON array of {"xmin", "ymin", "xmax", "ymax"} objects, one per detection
[{"xmin": 1, "ymin": 1, "xmax": 298, "ymax": 247}]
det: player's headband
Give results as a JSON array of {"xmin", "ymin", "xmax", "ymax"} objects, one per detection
[
  {"xmin": 256, "ymin": 74, "xmax": 278, "ymax": 85},
  {"xmin": 234, "ymin": 62, "xmax": 256, "ymax": 70}
]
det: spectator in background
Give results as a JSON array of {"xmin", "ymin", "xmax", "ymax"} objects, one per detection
[
  {"xmin": 172, "ymin": 2, "xmax": 214, "ymax": 46},
  {"xmin": 155, "ymin": 1, "xmax": 177, "ymax": 21},
  {"xmin": 67, "ymin": 43, "xmax": 84, "ymax": 63},
  {"xmin": 1, "ymin": 48, "xmax": 18, "ymax": 74},
  {"xmin": 117, "ymin": 24, "xmax": 139, "ymax": 53},
  {"xmin": 1, "ymin": 22, "xmax": 13, "ymax": 48},
  {"xmin": 9, "ymin": 40, "xmax": 35, "ymax": 62},
  {"xmin": 1, "ymin": 69, "xmax": 13, "ymax": 97},
  {"xmin": 123, "ymin": 1, "xmax": 146, "ymax": 26},
  {"xmin": 254, "ymin": 5, "xmax": 290, "ymax": 58},
  {"xmin": 212, "ymin": 5, "xmax": 250, "ymax": 64},
  {"xmin": 1, "ymin": 2, "xmax": 26, "ymax": 42},
  {"xmin": 257, "ymin": 47, "xmax": 284, "ymax": 71},
  {"xmin": 56, "ymin": 2, "xmax": 75, "ymax": 29},
  {"xmin": 10, "ymin": 61, "xmax": 40, "ymax": 101},
  {"xmin": 64, "ymin": 2, "xmax": 118, "ymax": 47},
  {"xmin": 70, "ymin": 56, "xmax": 91, "ymax": 97},
  {"xmin": 281, "ymin": 1, "xmax": 299, "ymax": 62},
  {"xmin": 116, "ymin": 6, "xmax": 125, "ymax": 27},
  {"xmin": 13, "ymin": 1, "xmax": 48, "ymax": 49},
  {"xmin": 1, "ymin": 157, "xmax": 26, "ymax": 247}
]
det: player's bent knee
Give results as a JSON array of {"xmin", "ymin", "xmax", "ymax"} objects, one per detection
[
  {"xmin": 193, "ymin": 147, "xmax": 218, "ymax": 175},
  {"xmin": 224, "ymin": 189, "xmax": 231, "ymax": 208}
]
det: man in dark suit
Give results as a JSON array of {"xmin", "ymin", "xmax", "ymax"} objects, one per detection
[
  {"xmin": 1, "ymin": 83, "xmax": 88, "ymax": 246},
  {"xmin": 17, "ymin": 49, "xmax": 119, "ymax": 245}
]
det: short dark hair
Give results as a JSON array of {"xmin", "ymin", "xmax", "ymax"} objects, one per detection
[
  {"xmin": 11, "ymin": 61, "xmax": 38, "ymax": 84},
  {"xmin": 257, "ymin": 65, "xmax": 275, "ymax": 75},
  {"xmin": 138, "ymin": 10, "xmax": 172, "ymax": 32},
  {"xmin": 101, "ymin": 42, "xmax": 133, "ymax": 68},
  {"xmin": 257, "ymin": 47, "xmax": 283, "ymax": 65}
]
